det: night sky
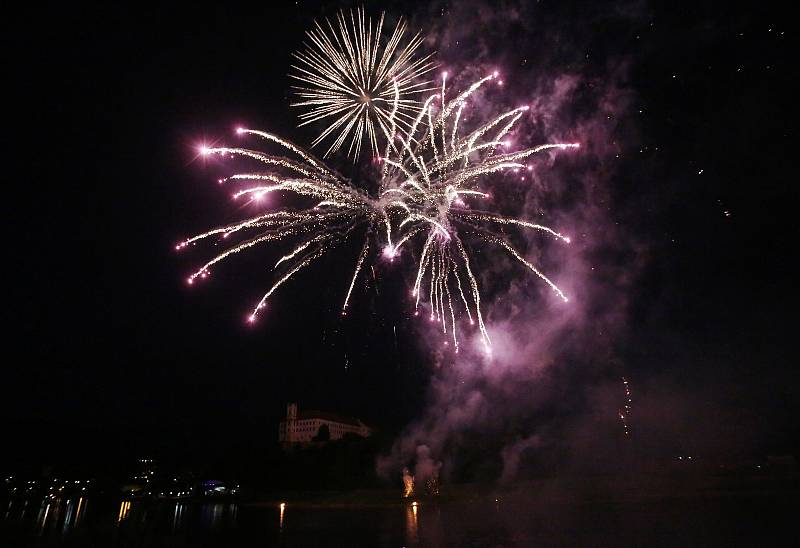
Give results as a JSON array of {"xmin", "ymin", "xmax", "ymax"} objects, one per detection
[{"xmin": 5, "ymin": 0, "xmax": 795, "ymax": 474}]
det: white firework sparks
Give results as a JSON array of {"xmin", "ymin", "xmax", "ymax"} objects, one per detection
[
  {"xmin": 377, "ymin": 72, "xmax": 579, "ymax": 352},
  {"xmin": 180, "ymin": 76, "xmax": 577, "ymax": 352},
  {"xmin": 290, "ymin": 7, "xmax": 436, "ymax": 159},
  {"xmin": 180, "ymin": 128, "xmax": 386, "ymax": 323}
]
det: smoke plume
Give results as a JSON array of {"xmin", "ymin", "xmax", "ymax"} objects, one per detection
[{"xmin": 377, "ymin": 0, "xmax": 646, "ymax": 484}]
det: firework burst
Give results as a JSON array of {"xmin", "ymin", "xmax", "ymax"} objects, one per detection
[
  {"xmin": 179, "ymin": 128, "xmax": 386, "ymax": 323},
  {"xmin": 290, "ymin": 7, "xmax": 435, "ymax": 160},
  {"xmin": 179, "ymin": 78, "xmax": 577, "ymax": 351},
  {"xmin": 377, "ymin": 73, "xmax": 579, "ymax": 352}
]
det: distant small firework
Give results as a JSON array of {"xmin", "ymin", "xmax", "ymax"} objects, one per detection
[
  {"xmin": 179, "ymin": 129, "xmax": 385, "ymax": 323},
  {"xmin": 290, "ymin": 7, "xmax": 435, "ymax": 159},
  {"xmin": 619, "ymin": 376, "xmax": 632, "ymax": 436},
  {"xmin": 377, "ymin": 73, "xmax": 578, "ymax": 352}
]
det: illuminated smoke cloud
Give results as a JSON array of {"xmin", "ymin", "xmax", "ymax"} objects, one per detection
[
  {"xmin": 500, "ymin": 435, "xmax": 542, "ymax": 484},
  {"xmin": 378, "ymin": 0, "xmax": 643, "ymax": 483}
]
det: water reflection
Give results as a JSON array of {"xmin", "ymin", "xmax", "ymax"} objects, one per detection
[
  {"xmin": 4, "ymin": 495, "xmax": 93, "ymax": 538},
  {"xmin": 36, "ymin": 502, "xmax": 50, "ymax": 535},
  {"xmin": 405, "ymin": 501, "xmax": 419, "ymax": 546},
  {"xmin": 230, "ymin": 502, "xmax": 238, "ymax": 523},
  {"xmin": 0, "ymin": 490, "xmax": 786, "ymax": 547},
  {"xmin": 50, "ymin": 498, "xmax": 62, "ymax": 531},
  {"xmin": 61, "ymin": 498, "xmax": 75, "ymax": 536},
  {"xmin": 4, "ymin": 495, "xmax": 246, "ymax": 541},
  {"xmin": 201, "ymin": 502, "xmax": 225, "ymax": 528},
  {"xmin": 3, "ymin": 498, "xmax": 31, "ymax": 521},
  {"xmin": 75, "ymin": 497, "xmax": 86, "ymax": 527},
  {"xmin": 173, "ymin": 502, "xmax": 186, "ymax": 531},
  {"xmin": 117, "ymin": 500, "xmax": 131, "ymax": 523}
]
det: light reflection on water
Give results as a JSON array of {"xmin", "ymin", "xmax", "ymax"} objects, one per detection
[
  {"xmin": 4, "ymin": 496, "xmax": 241, "ymax": 538},
  {"xmin": 61, "ymin": 499, "xmax": 74, "ymax": 536},
  {"xmin": 201, "ymin": 503, "xmax": 226, "ymax": 529},
  {"xmin": 24, "ymin": 496, "xmax": 89, "ymax": 536},
  {"xmin": 1, "ymin": 492, "xmax": 786, "ymax": 547},
  {"xmin": 35, "ymin": 502, "xmax": 49, "ymax": 535},
  {"xmin": 173, "ymin": 501, "xmax": 186, "ymax": 531},
  {"xmin": 117, "ymin": 500, "xmax": 131, "ymax": 523},
  {"xmin": 405, "ymin": 501, "xmax": 419, "ymax": 546}
]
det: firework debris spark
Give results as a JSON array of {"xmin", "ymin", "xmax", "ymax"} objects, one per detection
[{"xmin": 619, "ymin": 376, "xmax": 632, "ymax": 436}]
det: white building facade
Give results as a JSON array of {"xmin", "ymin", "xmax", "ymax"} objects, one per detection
[{"xmin": 278, "ymin": 403, "xmax": 372, "ymax": 444}]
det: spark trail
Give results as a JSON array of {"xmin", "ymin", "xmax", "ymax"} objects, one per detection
[
  {"xmin": 377, "ymin": 72, "xmax": 579, "ymax": 352},
  {"xmin": 179, "ymin": 129, "xmax": 386, "ymax": 323}
]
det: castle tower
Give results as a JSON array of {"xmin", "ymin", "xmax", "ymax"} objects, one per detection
[{"xmin": 286, "ymin": 403, "xmax": 297, "ymax": 442}]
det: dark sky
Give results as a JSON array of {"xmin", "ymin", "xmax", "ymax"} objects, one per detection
[{"xmin": 5, "ymin": 0, "xmax": 796, "ymax": 472}]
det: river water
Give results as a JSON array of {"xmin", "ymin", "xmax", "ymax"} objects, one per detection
[{"xmin": 0, "ymin": 489, "xmax": 793, "ymax": 547}]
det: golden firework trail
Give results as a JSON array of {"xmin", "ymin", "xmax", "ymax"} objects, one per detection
[
  {"xmin": 290, "ymin": 7, "xmax": 436, "ymax": 160},
  {"xmin": 377, "ymin": 72, "xmax": 579, "ymax": 352}
]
